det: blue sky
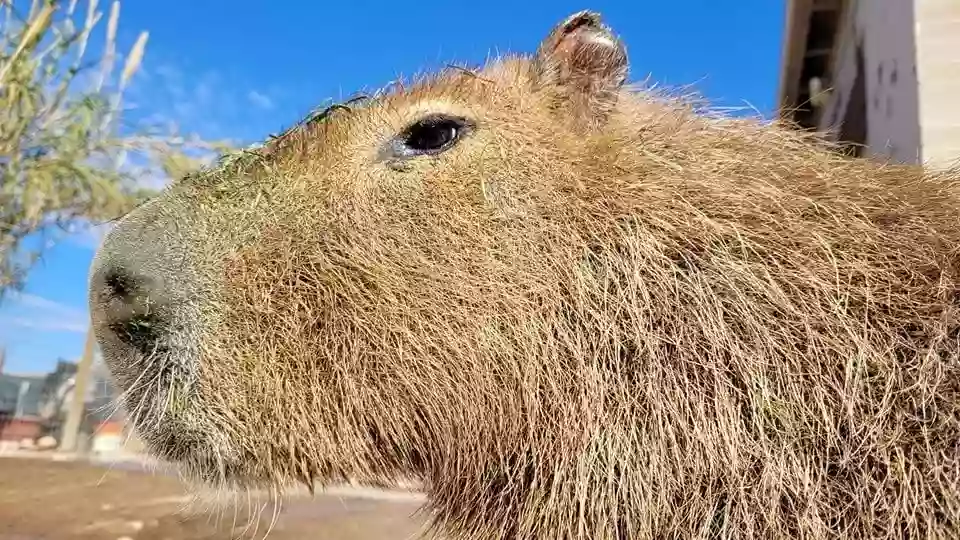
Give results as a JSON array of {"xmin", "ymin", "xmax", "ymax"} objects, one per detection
[{"xmin": 0, "ymin": 0, "xmax": 788, "ymax": 374}]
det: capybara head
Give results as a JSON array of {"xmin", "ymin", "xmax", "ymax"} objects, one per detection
[{"xmin": 88, "ymin": 10, "xmax": 960, "ymax": 540}]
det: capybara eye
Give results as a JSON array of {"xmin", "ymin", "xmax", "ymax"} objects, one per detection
[{"xmin": 392, "ymin": 114, "xmax": 472, "ymax": 158}]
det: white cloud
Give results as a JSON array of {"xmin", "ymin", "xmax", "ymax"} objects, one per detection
[
  {"xmin": 247, "ymin": 90, "xmax": 274, "ymax": 110},
  {"xmin": 122, "ymin": 62, "xmax": 240, "ymax": 143},
  {"xmin": 64, "ymin": 219, "xmax": 115, "ymax": 251},
  {"xmin": 0, "ymin": 292, "xmax": 89, "ymax": 335},
  {"xmin": 2, "ymin": 316, "xmax": 88, "ymax": 333}
]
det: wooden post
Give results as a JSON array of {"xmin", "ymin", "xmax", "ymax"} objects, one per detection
[{"xmin": 59, "ymin": 326, "xmax": 95, "ymax": 453}]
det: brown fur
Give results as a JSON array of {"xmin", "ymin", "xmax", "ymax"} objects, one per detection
[{"xmin": 89, "ymin": 11, "xmax": 960, "ymax": 539}]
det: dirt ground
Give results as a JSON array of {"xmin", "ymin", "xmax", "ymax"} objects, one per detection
[{"xmin": 0, "ymin": 456, "xmax": 432, "ymax": 540}]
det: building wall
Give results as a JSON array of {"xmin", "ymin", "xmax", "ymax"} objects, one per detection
[
  {"xmin": 915, "ymin": 0, "xmax": 960, "ymax": 168},
  {"xmin": 814, "ymin": 0, "xmax": 960, "ymax": 167},
  {"xmin": 91, "ymin": 420, "xmax": 124, "ymax": 454},
  {"xmin": 0, "ymin": 416, "xmax": 42, "ymax": 442},
  {"xmin": 818, "ymin": 0, "xmax": 923, "ymax": 164}
]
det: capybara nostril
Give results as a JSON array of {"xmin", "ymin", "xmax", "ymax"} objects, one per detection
[
  {"xmin": 92, "ymin": 264, "xmax": 169, "ymax": 357},
  {"xmin": 107, "ymin": 312, "xmax": 165, "ymax": 357},
  {"xmin": 103, "ymin": 267, "xmax": 136, "ymax": 302}
]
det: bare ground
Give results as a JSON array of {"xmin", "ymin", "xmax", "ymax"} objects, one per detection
[{"xmin": 0, "ymin": 456, "xmax": 431, "ymax": 540}]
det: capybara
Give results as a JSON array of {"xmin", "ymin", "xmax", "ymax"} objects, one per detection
[{"xmin": 88, "ymin": 10, "xmax": 960, "ymax": 540}]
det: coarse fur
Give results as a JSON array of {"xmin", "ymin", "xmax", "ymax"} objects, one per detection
[{"xmin": 89, "ymin": 10, "xmax": 960, "ymax": 540}]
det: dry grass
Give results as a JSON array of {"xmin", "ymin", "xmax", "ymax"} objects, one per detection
[{"xmin": 96, "ymin": 12, "xmax": 960, "ymax": 540}]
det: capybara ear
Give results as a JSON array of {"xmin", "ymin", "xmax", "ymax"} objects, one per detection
[{"xmin": 532, "ymin": 10, "xmax": 628, "ymax": 125}]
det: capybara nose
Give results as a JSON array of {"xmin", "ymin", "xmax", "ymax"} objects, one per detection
[
  {"xmin": 90, "ymin": 262, "xmax": 168, "ymax": 356},
  {"xmin": 88, "ymin": 199, "xmax": 189, "ymax": 363}
]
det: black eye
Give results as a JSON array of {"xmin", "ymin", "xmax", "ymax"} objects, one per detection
[
  {"xmin": 406, "ymin": 118, "xmax": 458, "ymax": 152},
  {"xmin": 388, "ymin": 114, "xmax": 472, "ymax": 159}
]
